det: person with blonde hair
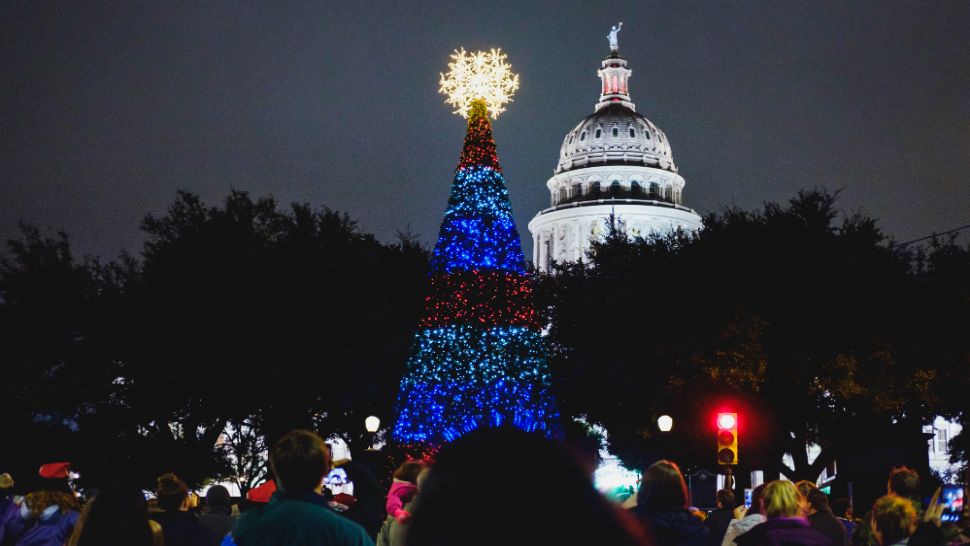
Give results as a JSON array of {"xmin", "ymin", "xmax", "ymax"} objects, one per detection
[
  {"xmin": 870, "ymin": 495, "xmax": 916, "ymax": 546},
  {"xmin": 870, "ymin": 488, "xmax": 950, "ymax": 546},
  {"xmin": 736, "ymin": 480, "xmax": 828, "ymax": 546}
]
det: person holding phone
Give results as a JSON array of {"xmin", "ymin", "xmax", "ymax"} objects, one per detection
[{"xmin": 722, "ymin": 485, "xmax": 766, "ymax": 546}]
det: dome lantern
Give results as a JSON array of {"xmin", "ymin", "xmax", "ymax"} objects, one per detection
[{"xmin": 596, "ymin": 53, "xmax": 635, "ymax": 112}]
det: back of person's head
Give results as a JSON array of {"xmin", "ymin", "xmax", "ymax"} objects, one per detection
[
  {"xmin": 415, "ymin": 468, "xmax": 430, "ymax": 492},
  {"xmin": 830, "ymin": 498, "xmax": 851, "ymax": 518},
  {"xmin": 795, "ymin": 480, "xmax": 817, "ymax": 499},
  {"xmin": 762, "ymin": 480, "xmax": 804, "ymax": 518},
  {"xmin": 392, "ymin": 461, "xmax": 427, "ymax": 484},
  {"xmin": 871, "ymin": 495, "xmax": 916, "ymax": 546},
  {"xmin": 886, "ymin": 467, "xmax": 919, "ymax": 499},
  {"xmin": 270, "ymin": 429, "xmax": 330, "ymax": 495},
  {"xmin": 405, "ymin": 427, "xmax": 649, "ymax": 546},
  {"xmin": 155, "ymin": 473, "xmax": 188, "ymax": 511},
  {"xmin": 637, "ymin": 459, "xmax": 688, "ymax": 512},
  {"xmin": 204, "ymin": 485, "xmax": 231, "ymax": 511},
  {"xmin": 24, "ymin": 489, "xmax": 80, "ymax": 519},
  {"xmin": 0, "ymin": 473, "xmax": 13, "ymax": 493},
  {"xmin": 717, "ymin": 488, "xmax": 735, "ymax": 509},
  {"xmin": 67, "ymin": 488, "xmax": 155, "ymax": 546},
  {"xmin": 806, "ymin": 488, "xmax": 830, "ymax": 512},
  {"xmin": 751, "ymin": 484, "xmax": 767, "ymax": 515}
]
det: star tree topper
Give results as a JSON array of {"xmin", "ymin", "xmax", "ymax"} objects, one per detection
[{"xmin": 439, "ymin": 48, "xmax": 519, "ymax": 119}]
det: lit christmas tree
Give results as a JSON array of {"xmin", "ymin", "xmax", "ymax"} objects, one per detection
[{"xmin": 393, "ymin": 49, "xmax": 558, "ymax": 448}]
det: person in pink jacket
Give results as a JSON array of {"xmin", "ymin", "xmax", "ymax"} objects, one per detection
[{"xmin": 385, "ymin": 461, "xmax": 426, "ymax": 524}]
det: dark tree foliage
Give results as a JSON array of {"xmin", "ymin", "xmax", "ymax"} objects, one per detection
[
  {"xmin": 0, "ymin": 191, "xmax": 428, "ymax": 488},
  {"xmin": 539, "ymin": 189, "xmax": 969, "ymax": 490}
]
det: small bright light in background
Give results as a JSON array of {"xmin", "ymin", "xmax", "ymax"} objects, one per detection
[
  {"xmin": 717, "ymin": 413, "xmax": 737, "ymax": 430},
  {"xmin": 439, "ymin": 48, "xmax": 519, "ymax": 119},
  {"xmin": 657, "ymin": 415, "xmax": 673, "ymax": 432},
  {"xmin": 364, "ymin": 415, "xmax": 381, "ymax": 433}
]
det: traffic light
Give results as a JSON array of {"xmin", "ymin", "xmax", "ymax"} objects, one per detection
[{"xmin": 716, "ymin": 412, "xmax": 738, "ymax": 465}]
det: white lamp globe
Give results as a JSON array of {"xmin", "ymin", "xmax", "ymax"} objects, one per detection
[{"xmin": 365, "ymin": 415, "xmax": 381, "ymax": 433}]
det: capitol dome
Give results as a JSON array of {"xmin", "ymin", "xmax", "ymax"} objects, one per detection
[
  {"xmin": 528, "ymin": 39, "xmax": 703, "ymax": 273},
  {"xmin": 557, "ymin": 102, "xmax": 676, "ymax": 174}
]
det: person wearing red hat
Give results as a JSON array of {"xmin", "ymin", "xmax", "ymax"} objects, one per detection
[
  {"xmin": 0, "ymin": 463, "xmax": 80, "ymax": 546},
  {"xmin": 245, "ymin": 481, "xmax": 276, "ymax": 504}
]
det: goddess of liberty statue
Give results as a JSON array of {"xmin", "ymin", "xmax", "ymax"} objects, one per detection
[{"xmin": 608, "ymin": 22, "xmax": 623, "ymax": 51}]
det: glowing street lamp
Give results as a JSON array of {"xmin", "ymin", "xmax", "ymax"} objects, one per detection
[
  {"xmin": 658, "ymin": 415, "xmax": 674, "ymax": 432},
  {"xmin": 365, "ymin": 415, "xmax": 380, "ymax": 450},
  {"xmin": 364, "ymin": 416, "xmax": 381, "ymax": 433}
]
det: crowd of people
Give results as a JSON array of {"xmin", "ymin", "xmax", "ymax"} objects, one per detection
[{"xmin": 0, "ymin": 428, "xmax": 967, "ymax": 546}]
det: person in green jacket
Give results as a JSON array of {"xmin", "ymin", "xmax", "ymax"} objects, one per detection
[{"xmin": 232, "ymin": 430, "xmax": 374, "ymax": 546}]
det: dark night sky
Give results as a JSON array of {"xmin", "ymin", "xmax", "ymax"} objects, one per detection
[{"xmin": 2, "ymin": 1, "xmax": 968, "ymax": 262}]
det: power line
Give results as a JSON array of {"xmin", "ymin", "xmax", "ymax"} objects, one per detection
[{"xmin": 891, "ymin": 223, "xmax": 970, "ymax": 248}]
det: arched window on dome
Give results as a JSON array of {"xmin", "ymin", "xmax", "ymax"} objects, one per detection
[
  {"xmin": 591, "ymin": 181, "xmax": 601, "ymax": 197},
  {"xmin": 629, "ymin": 127, "xmax": 636, "ymax": 138},
  {"xmin": 559, "ymin": 186, "xmax": 568, "ymax": 204},
  {"xmin": 612, "ymin": 127, "xmax": 619, "ymax": 137},
  {"xmin": 631, "ymin": 181, "xmax": 642, "ymax": 197},
  {"xmin": 572, "ymin": 181, "xmax": 583, "ymax": 198},
  {"xmin": 649, "ymin": 182, "xmax": 660, "ymax": 197},
  {"xmin": 568, "ymin": 134, "xmax": 574, "ymax": 144},
  {"xmin": 580, "ymin": 131, "xmax": 587, "ymax": 141},
  {"xmin": 664, "ymin": 186, "xmax": 672, "ymax": 201},
  {"xmin": 595, "ymin": 128, "xmax": 602, "ymax": 139},
  {"xmin": 644, "ymin": 130, "xmax": 652, "ymax": 140},
  {"xmin": 609, "ymin": 180, "xmax": 621, "ymax": 196}
]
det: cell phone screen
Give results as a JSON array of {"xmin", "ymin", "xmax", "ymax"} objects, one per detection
[
  {"xmin": 940, "ymin": 484, "xmax": 965, "ymax": 523},
  {"xmin": 744, "ymin": 488, "xmax": 753, "ymax": 509}
]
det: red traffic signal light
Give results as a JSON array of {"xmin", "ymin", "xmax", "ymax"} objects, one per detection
[{"xmin": 716, "ymin": 412, "xmax": 738, "ymax": 466}]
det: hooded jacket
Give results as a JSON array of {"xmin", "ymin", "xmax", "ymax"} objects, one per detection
[
  {"xmin": 0, "ymin": 501, "xmax": 79, "ymax": 546},
  {"xmin": 637, "ymin": 508, "xmax": 711, "ymax": 546},
  {"xmin": 736, "ymin": 517, "xmax": 830, "ymax": 546},
  {"xmin": 723, "ymin": 514, "xmax": 768, "ymax": 546},
  {"xmin": 233, "ymin": 491, "xmax": 373, "ymax": 546}
]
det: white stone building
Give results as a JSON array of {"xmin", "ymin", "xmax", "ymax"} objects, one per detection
[{"xmin": 528, "ymin": 42, "xmax": 702, "ymax": 272}]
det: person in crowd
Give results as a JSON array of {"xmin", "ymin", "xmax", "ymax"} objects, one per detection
[
  {"xmin": 870, "ymin": 494, "xmax": 918, "ymax": 546},
  {"xmin": 67, "ymin": 487, "xmax": 163, "ymax": 546},
  {"xmin": 807, "ymin": 488, "xmax": 849, "ymax": 546},
  {"xmin": 722, "ymin": 484, "xmax": 767, "ymax": 546},
  {"xmin": 376, "ymin": 468, "xmax": 428, "ymax": 546},
  {"xmin": 0, "ymin": 474, "xmax": 15, "ymax": 517},
  {"xmin": 232, "ymin": 429, "xmax": 373, "ymax": 546},
  {"xmin": 735, "ymin": 480, "xmax": 829, "ymax": 546},
  {"xmin": 831, "ymin": 499, "xmax": 857, "ymax": 537},
  {"xmin": 198, "ymin": 485, "xmax": 234, "ymax": 546},
  {"xmin": 853, "ymin": 467, "xmax": 922, "ymax": 546},
  {"xmin": 0, "ymin": 462, "xmax": 80, "ymax": 546},
  {"xmin": 150, "ymin": 473, "xmax": 210, "ymax": 546},
  {"xmin": 405, "ymin": 426, "xmax": 650, "ymax": 546},
  {"xmin": 868, "ymin": 492, "xmax": 951, "ymax": 546},
  {"xmin": 633, "ymin": 460, "xmax": 709, "ymax": 546},
  {"xmin": 386, "ymin": 461, "xmax": 426, "ymax": 524},
  {"xmin": 338, "ymin": 459, "xmax": 386, "ymax": 539},
  {"xmin": 708, "ymin": 489, "xmax": 737, "ymax": 546}
]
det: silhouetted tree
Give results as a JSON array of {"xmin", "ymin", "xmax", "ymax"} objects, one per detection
[{"xmin": 540, "ymin": 189, "xmax": 962, "ymax": 490}]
